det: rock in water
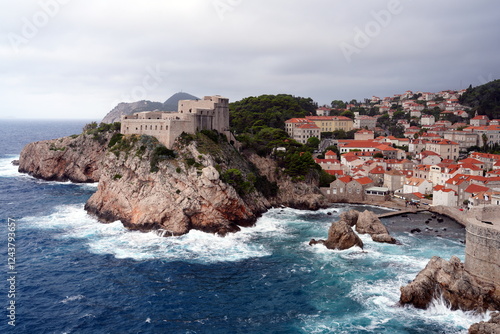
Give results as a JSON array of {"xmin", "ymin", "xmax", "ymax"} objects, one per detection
[
  {"xmin": 355, "ymin": 210, "xmax": 397, "ymax": 244},
  {"xmin": 339, "ymin": 209, "xmax": 359, "ymax": 227},
  {"xmin": 469, "ymin": 312, "xmax": 500, "ymax": 334},
  {"xmin": 400, "ymin": 256, "xmax": 500, "ymax": 312},
  {"xmin": 371, "ymin": 233, "xmax": 397, "ymax": 244},
  {"xmin": 322, "ymin": 220, "xmax": 363, "ymax": 250}
]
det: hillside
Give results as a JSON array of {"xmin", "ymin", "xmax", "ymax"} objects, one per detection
[
  {"xmin": 229, "ymin": 94, "xmax": 318, "ymax": 133},
  {"xmin": 459, "ymin": 79, "xmax": 500, "ymax": 119}
]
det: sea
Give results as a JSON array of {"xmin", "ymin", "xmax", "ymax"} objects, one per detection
[{"xmin": 0, "ymin": 119, "xmax": 492, "ymax": 334}]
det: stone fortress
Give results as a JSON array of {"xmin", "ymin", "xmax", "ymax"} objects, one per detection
[{"xmin": 120, "ymin": 95, "xmax": 230, "ymax": 148}]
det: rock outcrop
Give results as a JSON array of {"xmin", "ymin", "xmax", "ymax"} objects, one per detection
[
  {"xmin": 247, "ymin": 154, "xmax": 327, "ymax": 210},
  {"xmin": 469, "ymin": 312, "xmax": 500, "ymax": 334},
  {"xmin": 18, "ymin": 133, "xmax": 112, "ymax": 183},
  {"xmin": 400, "ymin": 256, "xmax": 500, "ymax": 312},
  {"xmin": 356, "ymin": 210, "xmax": 397, "ymax": 244},
  {"xmin": 18, "ymin": 130, "xmax": 327, "ymax": 236},
  {"xmin": 311, "ymin": 209, "xmax": 397, "ymax": 250},
  {"xmin": 339, "ymin": 209, "xmax": 359, "ymax": 227},
  {"xmin": 84, "ymin": 138, "xmax": 269, "ymax": 235},
  {"xmin": 326, "ymin": 220, "xmax": 363, "ymax": 250}
]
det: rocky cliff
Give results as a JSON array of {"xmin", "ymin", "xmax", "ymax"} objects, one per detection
[
  {"xmin": 400, "ymin": 256, "xmax": 500, "ymax": 312},
  {"xmin": 18, "ymin": 132, "xmax": 112, "ymax": 183},
  {"xmin": 246, "ymin": 154, "xmax": 326, "ymax": 210},
  {"xmin": 18, "ymin": 130, "xmax": 327, "ymax": 235}
]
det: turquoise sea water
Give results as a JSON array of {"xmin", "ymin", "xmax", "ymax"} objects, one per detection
[{"xmin": 0, "ymin": 120, "xmax": 491, "ymax": 333}]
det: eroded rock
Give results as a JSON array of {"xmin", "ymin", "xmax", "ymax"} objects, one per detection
[
  {"xmin": 311, "ymin": 220, "xmax": 363, "ymax": 250},
  {"xmin": 356, "ymin": 210, "xmax": 397, "ymax": 244},
  {"xmin": 469, "ymin": 312, "xmax": 500, "ymax": 334},
  {"xmin": 400, "ymin": 256, "xmax": 500, "ymax": 312},
  {"xmin": 340, "ymin": 209, "xmax": 359, "ymax": 227}
]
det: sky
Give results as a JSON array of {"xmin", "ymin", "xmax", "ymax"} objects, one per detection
[{"xmin": 1, "ymin": 0, "xmax": 499, "ymax": 120}]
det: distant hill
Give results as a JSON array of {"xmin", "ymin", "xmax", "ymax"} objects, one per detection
[
  {"xmin": 459, "ymin": 79, "xmax": 500, "ymax": 119},
  {"xmin": 163, "ymin": 92, "xmax": 200, "ymax": 111},
  {"xmin": 101, "ymin": 92, "xmax": 199, "ymax": 124},
  {"xmin": 101, "ymin": 100, "xmax": 165, "ymax": 124}
]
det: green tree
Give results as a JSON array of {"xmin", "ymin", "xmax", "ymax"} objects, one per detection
[
  {"xmin": 331, "ymin": 100, "xmax": 346, "ymax": 109},
  {"xmin": 482, "ymin": 133, "xmax": 488, "ymax": 147},
  {"xmin": 306, "ymin": 137, "xmax": 320, "ymax": 150},
  {"xmin": 340, "ymin": 110, "xmax": 355, "ymax": 120},
  {"xmin": 229, "ymin": 94, "xmax": 318, "ymax": 133}
]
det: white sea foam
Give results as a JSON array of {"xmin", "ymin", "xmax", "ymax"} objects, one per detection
[
  {"xmin": 61, "ymin": 295, "xmax": 85, "ymax": 304},
  {"xmin": 22, "ymin": 204, "xmax": 274, "ymax": 263},
  {"xmin": 346, "ymin": 269, "xmax": 489, "ymax": 334},
  {"xmin": 0, "ymin": 155, "xmax": 22, "ymax": 177}
]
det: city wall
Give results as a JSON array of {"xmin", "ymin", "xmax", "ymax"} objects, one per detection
[{"xmin": 464, "ymin": 207, "xmax": 500, "ymax": 288}]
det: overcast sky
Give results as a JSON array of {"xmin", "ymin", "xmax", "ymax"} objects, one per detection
[{"xmin": 1, "ymin": 0, "xmax": 499, "ymax": 120}]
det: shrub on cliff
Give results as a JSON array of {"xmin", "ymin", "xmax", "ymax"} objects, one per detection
[
  {"xmin": 108, "ymin": 133, "xmax": 124, "ymax": 148},
  {"xmin": 150, "ymin": 146, "xmax": 176, "ymax": 173},
  {"xmin": 220, "ymin": 168, "xmax": 254, "ymax": 196}
]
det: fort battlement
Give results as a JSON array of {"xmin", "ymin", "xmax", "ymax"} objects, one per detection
[
  {"xmin": 120, "ymin": 95, "xmax": 229, "ymax": 148},
  {"xmin": 464, "ymin": 206, "xmax": 500, "ymax": 288}
]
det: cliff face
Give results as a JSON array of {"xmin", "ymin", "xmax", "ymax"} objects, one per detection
[
  {"xmin": 18, "ymin": 133, "xmax": 112, "ymax": 183},
  {"xmin": 400, "ymin": 256, "xmax": 500, "ymax": 312},
  {"xmin": 246, "ymin": 154, "xmax": 327, "ymax": 210},
  {"xmin": 18, "ymin": 131, "xmax": 327, "ymax": 235},
  {"xmin": 84, "ymin": 136, "xmax": 271, "ymax": 235}
]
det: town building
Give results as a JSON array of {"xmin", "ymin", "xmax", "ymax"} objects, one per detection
[
  {"xmin": 354, "ymin": 129, "xmax": 375, "ymax": 141},
  {"xmin": 470, "ymin": 115, "xmax": 489, "ymax": 126},
  {"xmin": 403, "ymin": 177, "xmax": 433, "ymax": 194},
  {"xmin": 420, "ymin": 114, "xmax": 436, "ymax": 126},
  {"xmin": 304, "ymin": 116, "xmax": 354, "ymax": 132},
  {"xmin": 383, "ymin": 169, "xmax": 405, "ymax": 192},
  {"xmin": 443, "ymin": 131, "xmax": 479, "ymax": 151},
  {"xmin": 354, "ymin": 116, "xmax": 377, "ymax": 130},
  {"xmin": 292, "ymin": 123, "xmax": 321, "ymax": 144},
  {"xmin": 425, "ymin": 139, "xmax": 459, "ymax": 161}
]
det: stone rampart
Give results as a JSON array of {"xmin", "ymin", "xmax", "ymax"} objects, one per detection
[{"xmin": 465, "ymin": 221, "xmax": 500, "ymax": 288}]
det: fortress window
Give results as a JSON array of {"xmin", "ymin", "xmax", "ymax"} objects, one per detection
[
  {"xmin": 150, "ymin": 125, "xmax": 153, "ymax": 130},
  {"xmin": 140, "ymin": 125, "xmax": 143, "ymax": 130},
  {"xmin": 155, "ymin": 125, "xmax": 157, "ymax": 130}
]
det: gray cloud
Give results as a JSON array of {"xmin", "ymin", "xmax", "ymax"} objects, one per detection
[{"xmin": 0, "ymin": 0, "xmax": 499, "ymax": 119}]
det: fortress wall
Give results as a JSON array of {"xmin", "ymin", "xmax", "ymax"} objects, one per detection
[
  {"xmin": 121, "ymin": 95, "xmax": 230, "ymax": 148},
  {"xmin": 465, "ymin": 221, "xmax": 500, "ymax": 287}
]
